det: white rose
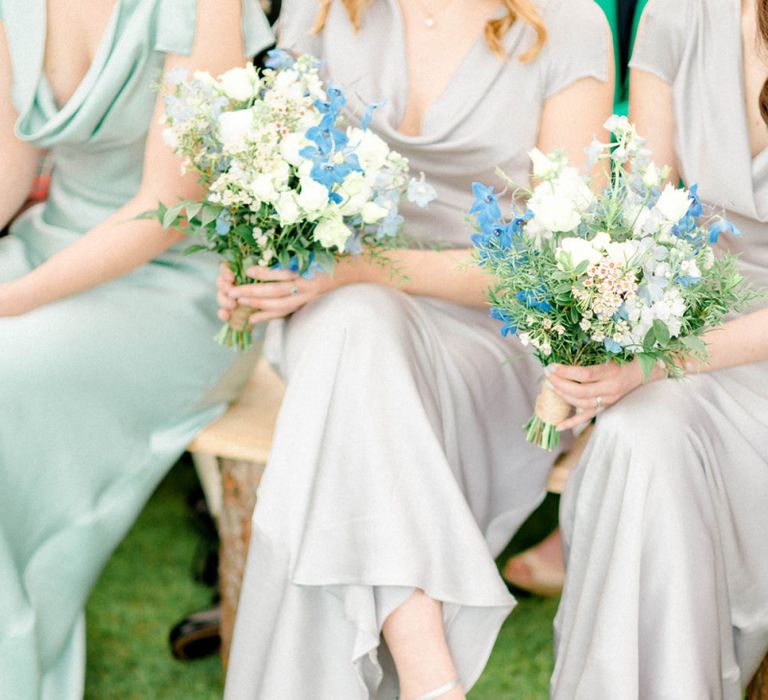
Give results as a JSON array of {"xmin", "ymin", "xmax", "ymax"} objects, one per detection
[
  {"xmin": 605, "ymin": 240, "xmax": 639, "ymax": 264},
  {"xmin": 251, "ymin": 174, "xmax": 278, "ymax": 203},
  {"xmin": 338, "ymin": 172, "xmax": 373, "ymax": 216},
  {"xmin": 270, "ymin": 160, "xmax": 291, "ymax": 189},
  {"xmin": 529, "ymin": 190, "xmax": 582, "ymax": 233},
  {"xmin": 314, "ymin": 212, "xmax": 351, "ymax": 251},
  {"xmin": 219, "ymin": 66, "xmax": 258, "ymax": 102},
  {"xmin": 352, "ymin": 128, "xmax": 391, "ymax": 173},
  {"xmin": 280, "ymin": 132, "xmax": 309, "ymax": 167},
  {"xmin": 655, "ymin": 183, "xmax": 691, "ymax": 223},
  {"xmin": 275, "ymin": 191, "xmax": 301, "ymax": 226},
  {"xmin": 558, "ymin": 237, "xmax": 603, "ymax": 270},
  {"xmin": 218, "ymin": 109, "xmax": 254, "ymax": 149},
  {"xmin": 360, "ymin": 201, "xmax": 389, "ymax": 224},
  {"xmin": 555, "ymin": 168, "xmax": 595, "ymax": 212},
  {"xmin": 297, "ymin": 177, "xmax": 329, "ymax": 215},
  {"xmin": 528, "ymin": 148, "xmax": 559, "ymax": 179}
]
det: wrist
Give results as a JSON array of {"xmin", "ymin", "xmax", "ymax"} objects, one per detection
[{"xmin": 0, "ymin": 279, "xmax": 36, "ymax": 317}]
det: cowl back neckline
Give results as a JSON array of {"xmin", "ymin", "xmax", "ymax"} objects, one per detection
[{"xmin": 16, "ymin": 0, "xmax": 122, "ymax": 142}]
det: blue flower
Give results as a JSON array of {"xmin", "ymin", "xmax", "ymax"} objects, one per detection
[
  {"xmin": 164, "ymin": 95, "xmax": 195, "ymax": 123},
  {"xmin": 676, "ymin": 275, "xmax": 701, "ymax": 287},
  {"xmin": 515, "ymin": 286, "xmax": 553, "ymax": 313},
  {"xmin": 490, "ymin": 307, "xmax": 518, "ymax": 337},
  {"xmin": 708, "ymin": 218, "xmax": 741, "ymax": 244},
  {"xmin": 469, "ymin": 182, "xmax": 503, "ymax": 230},
  {"xmin": 687, "ymin": 184, "xmax": 703, "ymax": 218},
  {"xmin": 215, "ymin": 210, "xmax": 232, "ymax": 236},
  {"xmin": 308, "ymin": 154, "xmax": 363, "ymax": 189},
  {"xmin": 407, "ymin": 173, "xmax": 437, "ymax": 208},
  {"xmin": 361, "ymin": 100, "xmax": 385, "ymax": 131},
  {"xmin": 272, "ymin": 255, "xmax": 323, "ymax": 280},
  {"xmin": 265, "ymin": 49, "xmax": 296, "ymax": 70},
  {"xmin": 604, "ymin": 338, "xmax": 622, "ymax": 354}
]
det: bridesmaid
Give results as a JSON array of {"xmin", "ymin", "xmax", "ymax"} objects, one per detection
[
  {"xmin": 219, "ymin": 0, "xmax": 613, "ymax": 698},
  {"xmin": 0, "ymin": 1, "xmax": 271, "ymax": 697},
  {"xmin": 551, "ymin": 0, "xmax": 768, "ymax": 697}
]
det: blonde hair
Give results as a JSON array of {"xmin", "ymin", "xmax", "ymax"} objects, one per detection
[{"xmin": 310, "ymin": 0, "xmax": 547, "ymax": 62}]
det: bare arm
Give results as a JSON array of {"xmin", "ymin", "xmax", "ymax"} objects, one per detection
[
  {"xmin": 227, "ymin": 71, "xmax": 617, "ymax": 316},
  {"xmin": 0, "ymin": 21, "xmax": 43, "ymax": 231},
  {"xmin": 0, "ymin": 1, "xmax": 260, "ymax": 316}
]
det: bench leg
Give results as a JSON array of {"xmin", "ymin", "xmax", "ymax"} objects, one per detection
[
  {"xmin": 219, "ymin": 457, "xmax": 265, "ymax": 667},
  {"xmin": 191, "ymin": 453, "xmax": 224, "ymax": 523},
  {"xmin": 748, "ymin": 654, "xmax": 768, "ymax": 700}
]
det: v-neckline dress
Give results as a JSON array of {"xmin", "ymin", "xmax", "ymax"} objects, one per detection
[
  {"xmin": 0, "ymin": 1, "xmax": 273, "ymax": 697},
  {"xmin": 223, "ymin": 1, "xmax": 611, "ymax": 698},
  {"xmin": 552, "ymin": 2, "xmax": 768, "ymax": 698}
]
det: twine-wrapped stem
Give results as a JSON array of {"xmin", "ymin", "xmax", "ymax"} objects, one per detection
[
  {"xmin": 524, "ymin": 382, "xmax": 572, "ymax": 451},
  {"xmin": 229, "ymin": 304, "xmax": 254, "ymax": 333},
  {"xmin": 215, "ymin": 303, "xmax": 255, "ymax": 351}
]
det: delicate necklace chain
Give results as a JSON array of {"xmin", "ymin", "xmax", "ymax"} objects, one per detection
[{"xmin": 410, "ymin": 0, "xmax": 460, "ymax": 28}]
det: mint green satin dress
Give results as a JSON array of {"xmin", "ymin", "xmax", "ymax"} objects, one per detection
[{"xmin": 0, "ymin": 2, "xmax": 272, "ymax": 698}]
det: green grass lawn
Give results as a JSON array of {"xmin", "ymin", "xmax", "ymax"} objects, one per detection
[{"xmin": 86, "ymin": 459, "xmax": 559, "ymax": 699}]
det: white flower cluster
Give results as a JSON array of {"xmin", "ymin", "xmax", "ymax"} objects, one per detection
[
  {"xmin": 161, "ymin": 55, "xmax": 427, "ymax": 264},
  {"xmin": 525, "ymin": 115, "xmax": 715, "ymax": 354}
]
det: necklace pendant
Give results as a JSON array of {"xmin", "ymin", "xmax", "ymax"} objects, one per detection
[{"xmin": 424, "ymin": 16, "xmax": 435, "ymax": 28}]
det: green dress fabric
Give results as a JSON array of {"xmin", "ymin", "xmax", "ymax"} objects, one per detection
[{"xmin": 0, "ymin": 1, "xmax": 272, "ymax": 697}]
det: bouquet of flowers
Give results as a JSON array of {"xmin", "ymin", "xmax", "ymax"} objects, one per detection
[
  {"xmin": 155, "ymin": 50, "xmax": 434, "ymax": 350},
  {"xmin": 471, "ymin": 116, "xmax": 752, "ymax": 450}
]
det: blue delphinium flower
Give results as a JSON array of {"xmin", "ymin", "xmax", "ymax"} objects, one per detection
[
  {"xmin": 515, "ymin": 285, "xmax": 553, "ymax": 313},
  {"xmin": 671, "ymin": 185, "xmax": 706, "ymax": 249},
  {"xmin": 604, "ymin": 338, "xmax": 622, "ymax": 354},
  {"xmin": 265, "ymin": 49, "xmax": 296, "ymax": 70},
  {"xmin": 708, "ymin": 218, "xmax": 741, "ymax": 244},
  {"xmin": 215, "ymin": 210, "xmax": 232, "ymax": 236},
  {"xmin": 361, "ymin": 100, "xmax": 385, "ymax": 131},
  {"xmin": 407, "ymin": 173, "xmax": 437, "ymax": 208},
  {"xmin": 469, "ymin": 182, "xmax": 503, "ymax": 231},
  {"xmin": 490, "ymin": 307, "xmax": 518, "ymax": 337}
]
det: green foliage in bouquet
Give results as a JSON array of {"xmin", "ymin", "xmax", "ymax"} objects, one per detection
[{"xmin": 472, "ymin": 116, "xmax": 755, "ymax": 450}]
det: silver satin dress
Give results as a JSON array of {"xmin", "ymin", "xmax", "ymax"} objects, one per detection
[
  {"xmin": 224, "ymin": 0, "xmax": 610, "ymax": 697},
  {"xmin": 552, "ymin": 1, "xmax": 768, "ymax": 698}
]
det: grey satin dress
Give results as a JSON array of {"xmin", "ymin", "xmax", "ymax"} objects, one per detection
[
  {"xmin": 223, "ymin": 1, "xmax": 610, "ymax": 698},
  {"xmin": 552, "ymin": 1, "xmax": 768, "ymax": 698}
]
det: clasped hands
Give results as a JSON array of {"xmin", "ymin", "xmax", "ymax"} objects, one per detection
[
  {"xmin": 216, "ymin": 263, "xmax": 342, "ymax": 325},
  {"xmin": 548, "ymin": 359, "xmax": 662, "ymax": 431}
]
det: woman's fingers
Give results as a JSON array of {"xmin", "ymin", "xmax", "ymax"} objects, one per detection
[
  {"xmin": 246, "ymin": 266, "xmax": 299, "ymax": 282},
  {"xmin": 547, "ymin": 374, "xmax": 614, "ymax": 401},
  {"xmin": 551, "ymin": 363, "xmax": 615, "ymax": 383},
  {"xmin": 247, "ymin": 307, "xmax": 301, "ymax": 324},
  {"xmin": 229, "ymin": 280, "xmax": 300, "ymax": 301},
  {"xmin": 218, "ymin": 308, "xmax": 232, "ymax": 322},
  {"xmin": 557, "ymin": 409, "xmax": 597, "ymax": 431},
  {"xmin": 217, "ymin": 291, "xmax": 237, "ymax": 310},
  {"xmin": 219, "ymin": 263, "xmax": 235, "ymax": 282}
]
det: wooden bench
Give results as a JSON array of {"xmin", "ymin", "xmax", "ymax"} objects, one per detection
[{"xmin": 187, "ymin": 360, "xmax": 768, "ymax": 695}]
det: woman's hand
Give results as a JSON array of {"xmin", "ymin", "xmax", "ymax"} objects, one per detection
[
  {"xmin": 217, "ymin": 264, "xmax": 342, "ymax": 324},
  {"xmin": 548, "ymin": 359, "xmax": 663, "ymax": 431}
]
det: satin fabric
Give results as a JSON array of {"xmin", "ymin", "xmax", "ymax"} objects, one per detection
[
  {"xmin": 0, "ymin": 1, "xmax": 272, "ymax": 697},
  {"xmin": 552, "ymin": 1, "xmax": 768, "ymax": 697},
  {"xmin": 224, "ymin": 1, "xmax": 611, "ymax": 697}
]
